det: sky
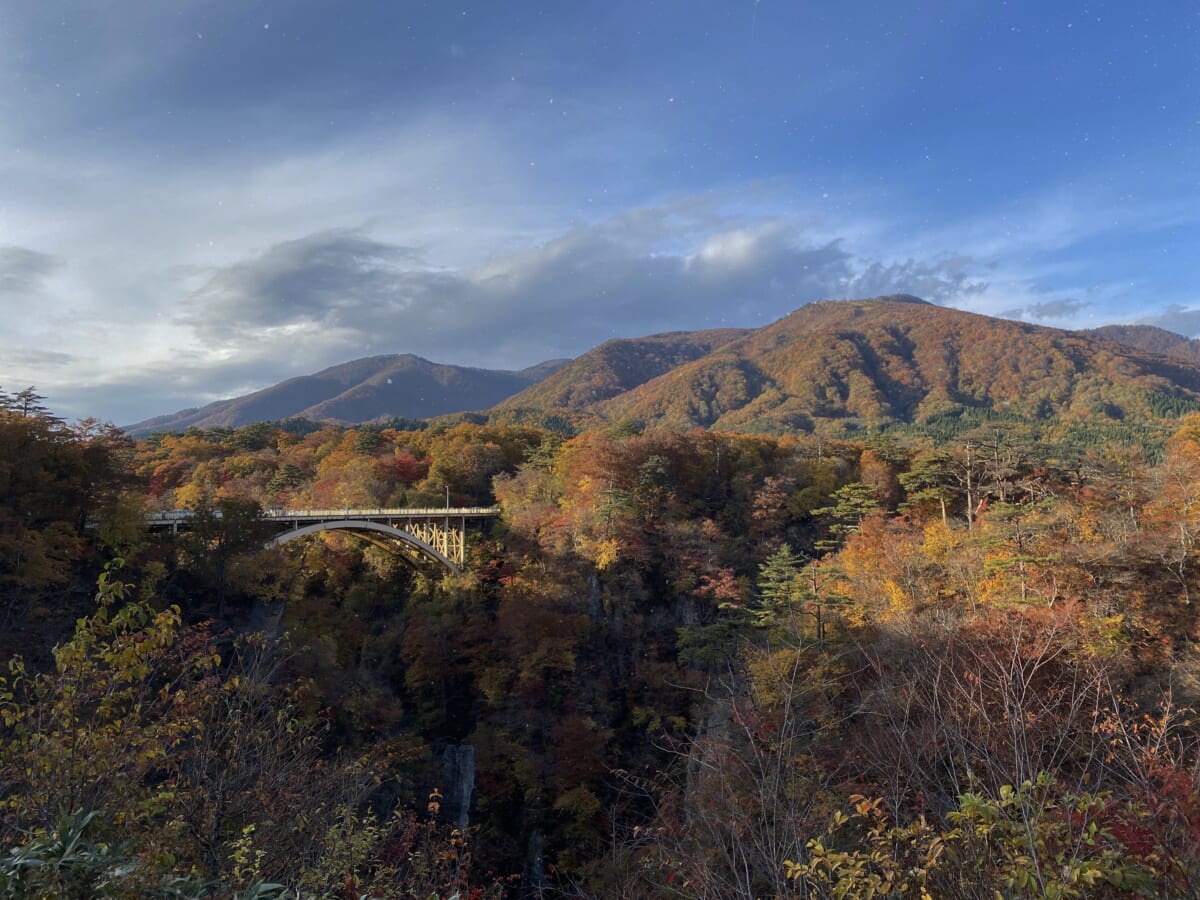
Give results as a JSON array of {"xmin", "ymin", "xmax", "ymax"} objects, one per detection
[{"xmin": 1, "ymin": 1, "xmax": 1197, "ymax": 425}]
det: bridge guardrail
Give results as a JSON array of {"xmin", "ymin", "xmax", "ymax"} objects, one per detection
[{"xmin": 146, "ymin": 506, "xmax": 501, "ymax": 522}]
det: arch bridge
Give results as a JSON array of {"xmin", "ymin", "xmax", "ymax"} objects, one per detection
[{"xmin": 146, "ymin": 506, "xmax": 500, "ymax": 575}]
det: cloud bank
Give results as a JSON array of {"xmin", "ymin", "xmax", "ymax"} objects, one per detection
[
  {"xmin": 177, "ymin": 208, "xmax": 988, "ymax": 383},
  {"xmin": 0, "ymin": 247, "xmax": 60, "ymax": 296}
]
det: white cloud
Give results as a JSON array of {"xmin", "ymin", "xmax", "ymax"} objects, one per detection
[
  {"xmin": 692, "ymin": 223, "xmax": 786, "ymax": 268},
  {"xmin": 124, "ymin": 200, "xmax": 990, "ymax": 421}
]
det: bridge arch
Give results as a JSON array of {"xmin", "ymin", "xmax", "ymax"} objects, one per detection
[{"xmin": 265, "ymin": 520, "xmax": 462, "ymax": 575}]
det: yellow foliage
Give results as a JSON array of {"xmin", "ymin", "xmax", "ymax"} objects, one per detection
[
  {"xmin": 172, "ymin": 479, "xmax": 209, "ymax": 511},
  {"xmin": 920, "ymin": 520, "xmax": 963, "ymax": 562},
  {"xmin": 976, "ymin": 553, "xmax": 1012, "ymax": 605},
  {"xmin": 746, "ymin": 647, "xmax": 804, "ymax": 709},
  {"xmin": 883, "ymin": 578, "xmax": 911, "ymax": 617},
  {"xmin": 836, "ymin": 535, "xmax": 876, "ymax": 581},
  {"xmin": 1166, "ymin": 412, "xmax": 1200, "ymax": 461},
  {"xmin": 594, "ymin": 537, "xmax": 620, "ymax": 571}
]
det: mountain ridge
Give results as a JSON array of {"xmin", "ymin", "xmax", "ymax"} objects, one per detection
[
  {"xmin": 124, "ymin": 354, "xmax": 569, "ymax": 436},
  {"xmin": 494, "ymin": 327, "xmax": 752, "ymax": 412},
  {"xmin": 125, "ymin": 297, "xmax": 1200, "ymax": 437},
  {"xmin": 1086, "ymin": 324, "xmax": 1200, "ymax": 366},
  {"xmin": 587, "ymin": 299, "xmax": 1200, "ymax": 433}
]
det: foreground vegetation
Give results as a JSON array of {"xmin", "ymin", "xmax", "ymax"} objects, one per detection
[{"xmin": 6, "ymin": 387, "xmax": 1200, "ymax": 896}]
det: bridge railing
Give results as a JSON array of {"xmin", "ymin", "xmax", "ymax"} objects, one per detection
[
  {"xmin": 263, "ymin": 507, "xmax": 500, "ymax": 519},
  {"xmin": 146, "ymin": 506, "xmax": 500, "ymax": 523}
]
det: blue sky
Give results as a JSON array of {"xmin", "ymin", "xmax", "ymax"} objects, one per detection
[{"xmin": 1, "ymin": 0, "xmax": 1197, "ymax": 424}]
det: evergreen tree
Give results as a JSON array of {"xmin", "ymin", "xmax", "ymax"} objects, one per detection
[
  {"xmin": 755, "ymin": 543, "xmax": 803, "ymax": 632},
  {"xmin": 899, "ymin": 450, "xmax": 958, "ymax": 525},
  {"xmin": 812, "ymin": 481, "xmax": 880, "ymax": 552}
]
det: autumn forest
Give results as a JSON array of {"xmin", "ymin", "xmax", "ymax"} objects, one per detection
[{"xmin": 9, "ymin": 304, "xmax": 1200, "ymax": 897}]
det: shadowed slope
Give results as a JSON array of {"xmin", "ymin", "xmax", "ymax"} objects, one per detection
[
  {"xmin": 126, "ymin": 355, "xmax": 568, "ymax": 436},
  {"xmin": 494, "ymin": 328, "xmax": 751, "ymax": 412}
]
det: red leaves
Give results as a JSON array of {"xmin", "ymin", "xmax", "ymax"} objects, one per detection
[{"xmin": 376, "ymin": 451, "xmax": 429, "ymax": 487}]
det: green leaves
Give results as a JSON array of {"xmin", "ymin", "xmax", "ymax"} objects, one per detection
[
  {"xmin": 812, "ymin": 481, "xmax": 881, "ymax": 552},
  {"xmin": 789, "ymin": 778, "xmax": 1157, "ymax": 899},
  {"xmin": 0, "ymin": 810, "xmax": 216, "ymax": 898}
]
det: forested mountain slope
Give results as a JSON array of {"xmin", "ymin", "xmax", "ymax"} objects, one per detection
[
  {"xmin": 1089, "ymin": 323, "xmax": 1200, "ymax": 366},
  {"xmin": 494, "ymin": 327, "xmax": 750, "ymax": 412},
  {"xmin": 588, "ymin": 298, "xmax": 1200, "ymax": 434},
  {"xmin": 125, "ymin": 355, "xmax": 567, "ymax": 436},
  {"xmin": 126, "ymin": 298, "xmax": 1200, "ymax": 444}
]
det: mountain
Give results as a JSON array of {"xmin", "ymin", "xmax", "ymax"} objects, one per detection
[
  {"xmin": 127, "ymin": 298, "xmax": 1200, "ymax": 440},
  {"xmin": 124, "ymin": 355, "xmax": 568, "ymax": 436},
  {"xmin": 1087, "ymin": 324, "xmax": 1200, "ymax": 366},
  {"xmin": 499, "ymin": 297, "xmax": 1200, "ymax": 435},
  {"xmin": 494, "ymin": 328, "xmax": 751, "ymax": 412}
]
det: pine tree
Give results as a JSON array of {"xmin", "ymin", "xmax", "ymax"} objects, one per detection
[
  {"xmin": 812, "ymin": 482, "xmax": 880, "ymax": 553},
  {"xmin": 755, "ymin": 543, "xmax": 803, "ymax": 632}
]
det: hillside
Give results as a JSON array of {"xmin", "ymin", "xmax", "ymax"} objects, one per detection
[
  {"xmin": 493, "ymin": 327, "xmax": 751, "ymax": 412},
  {"xmin": 565, "ymin": 298, "xmax": 1200, "ymax": 434},
  {"xmin": 125, "ymin": 355, "xmax": 567, "ymax": 436},
  {"xmin": 127, "ymin": 300, "xmax": 1200, "ymax": 440},
  {"xmin": 1088, "ymin": 324, "xmax": 1200, "ymax": 366}
]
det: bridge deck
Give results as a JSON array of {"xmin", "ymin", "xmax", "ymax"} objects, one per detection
[{"xmin": 146, "ymin": 506, "xmax": 500, "ymax": 525}]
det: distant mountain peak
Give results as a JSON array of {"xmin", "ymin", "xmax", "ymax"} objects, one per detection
[
  {"xmin": 1088, "ymin": 324, "xmax": 1200, "ymax": 366},
  {"xmin": 124, "ymin": 355, "xmax": 568, "ymax": 436}
]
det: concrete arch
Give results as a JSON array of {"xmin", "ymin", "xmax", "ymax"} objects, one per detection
[{"xmin": 265, "ymin": 520, "xmax": 461, "ymax": 575}]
